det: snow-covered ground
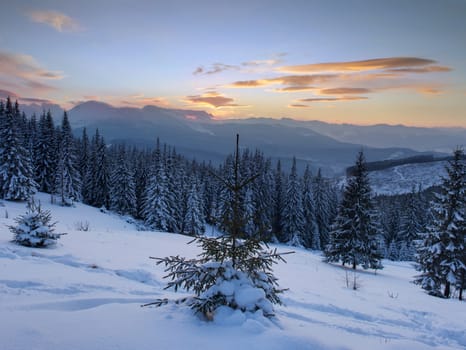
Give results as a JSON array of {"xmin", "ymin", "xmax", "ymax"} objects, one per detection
[{"xmin": 0, "ymin": 193, "xmax": 464, "ymax": 350}]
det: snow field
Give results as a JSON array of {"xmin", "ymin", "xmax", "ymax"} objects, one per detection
[{"xmin": 0, "ymin": 193, "xmax": 464, "ymax": 350}]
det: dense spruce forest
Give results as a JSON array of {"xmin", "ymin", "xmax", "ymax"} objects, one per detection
[{"xmin": 1, "ymin": 97, "xmax": 465, "ymax": 299}]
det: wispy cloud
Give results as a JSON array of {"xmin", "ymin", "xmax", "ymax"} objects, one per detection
[
  {"xmin": 298, "ymin": 96, "xmax": 368, "ymax": 103},
  {"xmin": 0, "ymin": 51, "xmax": 63, "ymax": 94},
  {"xmin": 278, "ymin": 57, "xmax": 438, "ymax": 74},
  {"xmin": 193, "ymin": 63, "xmax": 238, "ymax": 75},
  {"xmin": 319, "ymin": 87, "xmax": 373, "ymax": 95},
  {"xmin": 288, "ymin": 104, "xmax": 311, "ymax": 108},
  {"xmin": 184, "ymin": 91, "xmax": 246, "ymax": 108},
  {"xmin": 0, "ymin": 88, "xmax": 55, "ymax": 105},
  {"xmin": 27, "ymin": 10, "xmax": 81, "ymax": 32},
  {"xmin": 194, "ymin": 54, "xmax": 286, "ymax": 75}
]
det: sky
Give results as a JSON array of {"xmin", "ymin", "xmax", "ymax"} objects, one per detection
[{"xmin": 0, "ymin": 0, "xmax": 465, "ymax": 127}]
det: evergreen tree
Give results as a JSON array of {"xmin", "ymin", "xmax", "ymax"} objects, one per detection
[
  {"xmin": 272, "ymin": 160, "xmax": 285, "ymax": 241},
  {"xmin": 302, "ymin": 165, "xmax": 319, "ymax": 249},
  {"xmin": 10, "ymin": 198, "xmax": 64, "ymax": 247},
  {"xmin": 78, "ymin": 128, "xmax": 90, "ymax": 199},
  {"xmin": 143, "ymin": 157, "xmax": 170, "ymax": 231},
  {"xmin": 183, "ymin": 178, "xmax": 205, "ymax": 236},
  {"xmin": 0, "ymin": 98, "xmax": 37, "ymax": 200},
  {"xmin": 399, "ymin": 186, "xmax": 423, "ymax": 260},
  {"xmin": 109, "ymin": 145, "xmax": 136, "ymax": 215},
  {"xmin": 282, "ymin": 157, "xmax": 305, "ymax": 246},
  {"xmin": 54, "ymin": 111, "xmax": 81, "ymax": 205},
  {"xmin": 415, "ymin": 148, "xmax": 466, "ymax": 299},
  {"xmin": 325, "ymin": 151, "xmax": 383, "ymax": 270},
  {"xmin": 34, "ymin": 111, "xmax": 56, "ymax": 193},
  {"xmin": 312, "ymin": 169, "xmax": 332, "ymax": 248},
  {"xmin": 149, "ymin": 135, "xmax": 287, "ymax": 319},
  {"xmin": 84, "ymin": 130, "xmax": 110, "ymax": 208}
]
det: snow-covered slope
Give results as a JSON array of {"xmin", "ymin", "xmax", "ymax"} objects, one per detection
[
  {"xmin": 368, "ymin": 161, "xmax": 447, "ymax": 195},
  {"xmin": 0, "ymin": 193, "xmax": 464, "ymax": 350}
]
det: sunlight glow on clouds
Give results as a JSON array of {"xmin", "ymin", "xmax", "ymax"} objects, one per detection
[{"xmin": 184, "ymin": 92, "xmax": 247, "ymax": 109}]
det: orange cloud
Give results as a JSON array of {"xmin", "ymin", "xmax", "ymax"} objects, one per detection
[
  {"xmin": 184, "ymin": 92, "xmax": 246, "ymax": 108},
  {"xmin": 278, "ymin": 57, "xmax": 437, "ymax": 73},
  {"xmin": 228, "ymin": 80, "xmax": 271, "ymax": 88},
  {"xmin": 275, "ymin": 86, "xmax": 316, "ymax": 92},
  {"xmin": 228, "ymin": 74, "xmax": 336, "ymax": 89},
  {"xmin": 298, "ymin": 96, "xmax": 368, "ymax": 102},
  {"xmin": 319, "ymin": 87, "xmax": 372, "ymax": 95},
  {"xmin": 27, "ymin": 10, "xmax": 81, "ymax": 32},
  {"xmin": 288, "ymin": 104, "xmax": 311, "ymax": 108}
]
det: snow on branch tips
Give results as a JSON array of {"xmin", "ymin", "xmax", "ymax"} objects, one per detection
[
  {"xmin": 144, "ymin": 135, "xmax": 293, "ymax": 320},
  {"xmin": 9, "ymin": 198, "xmax": 66, "ymax": 247}
]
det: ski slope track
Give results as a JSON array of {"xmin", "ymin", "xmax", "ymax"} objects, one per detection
[{"xmin": 0, "ymin": 193, "xmax": 464, "ymax": 350}]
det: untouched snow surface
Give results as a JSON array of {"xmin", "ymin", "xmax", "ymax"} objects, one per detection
[{"xmin": 0, "ymin": 193, "xmax": 464, "ymax": 350}]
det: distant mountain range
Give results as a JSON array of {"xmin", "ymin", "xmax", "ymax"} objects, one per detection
[{"xmin": 22, "ymin": 100, "xmax": 465, "ymax": 175}]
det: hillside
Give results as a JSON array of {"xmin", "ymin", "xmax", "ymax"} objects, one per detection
[
  {"xmin": 0, "ymin": 193, "xmax": 464, "ymax": 350},
  {"xmin": 368, "ymin": 160, "xmax": 447, "ymax": 195}
]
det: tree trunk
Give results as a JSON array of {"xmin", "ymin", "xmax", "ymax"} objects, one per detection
[
  {"xmin": 352, "ymin": 259, "xmax": 356, "ymax": 270},
  {"xmin": 443, "ymin": 281, "xmax": 450, "ymax": 298}
]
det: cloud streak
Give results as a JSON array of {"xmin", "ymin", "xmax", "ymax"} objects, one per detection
[
  {"xmin": 184, "ymin": 92, "xmax": 246, "ymax": 108},
  {"xmin": 0, "ymin": 51, "xmax": 63, "ymax": 94},
  {"xmin": 278, "ymin": 57, "xmax": 438, "ymax": 74},
  {"xmin": 298, "ymin": 96, "xmax": 368, "ymax": 102},
  {"xmin": 27, "ymin": 10, "xmax": 81, "ymax": 32},
  {"xmin": 193, "ymin": 63, "xmax": 238, "ymax": 75}
]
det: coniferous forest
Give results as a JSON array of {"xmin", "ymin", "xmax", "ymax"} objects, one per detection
[{"xmin": 0, "ymin": 97, "xmax": 464, "ymax": 299}]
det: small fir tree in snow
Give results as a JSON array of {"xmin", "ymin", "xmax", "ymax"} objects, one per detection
[
  {"xmin": 147, "ymin": 135, "xmax": 289, "ymax": 320},
  {"xmin": 324, "ymin": 151, "xmax": 383, "ymax": 270},
  {"xmin": 10, "ymin": 199, "xmax": 64, "ymax": 247},
  {"xmin": 415, "ymin": 148, "xmax": 465, "ymax": 299}
]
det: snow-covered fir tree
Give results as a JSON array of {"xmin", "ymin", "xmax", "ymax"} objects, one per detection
[
  {"xmin": 325, "ymin": 151, "xmax": 383, "ymax": 270},
  {"xmin": 302, "ymin": 165, "xmax": 319, "ymax": 249},
  {"xmin": 282, "ymin": 157, "xmax": 305, "ymax": 246},
  {"xmin": 415, "ymin": 148, "xmax": 465, "ymax": 299},
  {"xmin": 272, "ymin": 160, "xmax": 285, "ymax": 241},
  {"xmin": 150, "ymin": 135, "xmax": 287, "ymax": 320},
  {"xmin": 77, "ymin": 127, "xmax": 90, "ymax": 197},
  {"xmin": 250, "ymin": 153, "xmax": 274, "ymax": 241},
  {"xmin": 109, "ymin": 145, "xmax": 137, "ymax": 216},
  {"xmin": 312, "ymin": 168, "xmax": 333, "ymax": 248},
  {"xmin": 183, "ymin": 178, "xmax": 206, "ymax": 236},
  {"xmin": 143, "ymin": 155, "xmax": 170, "ymax": 231},
  {"xmin": 34, "ymin": 111, "xmax": 56, "ymax": 193},
  {"xmin": 54, "ymin": 111, "xmax": 81, "ymax": 206},
  {"xmin": 83, "ymin": 130, "xmax": 110, "ymax": 208},
  {"xmin": 398, "ymin": 186, "xmax": 424, "ymax": 260},
  {"xmin": 0, "ymin": 98, "xmax": 37, "ymax": 201},
  {"xmin": 10, "ymin": 198, "xmax": 64, "ymax": 247}
]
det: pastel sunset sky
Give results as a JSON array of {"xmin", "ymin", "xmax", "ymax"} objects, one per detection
[{"xmin": 1, "ymin": 0, "xmax": 465, "ymax": 127}]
